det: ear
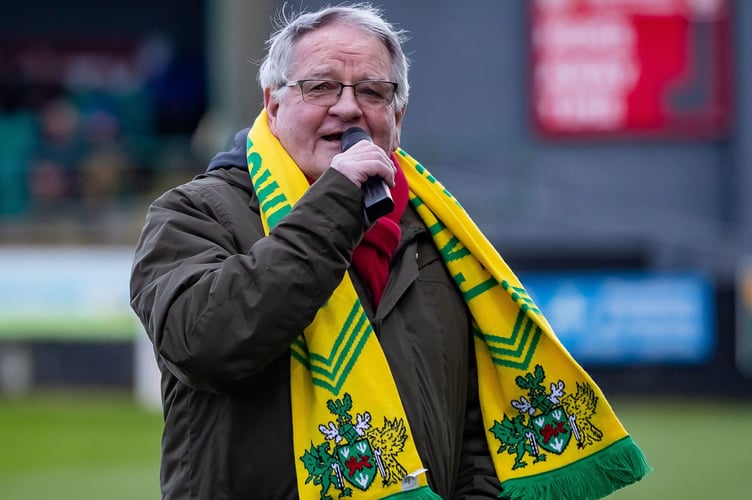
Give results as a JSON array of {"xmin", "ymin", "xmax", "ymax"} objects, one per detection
[
  {"xmin": 393, "ymin": 104, "xmax": 407, "ymax": 149},
  {"xmin": 264, "ymin": 88, "xmax": 279, "ymax": 135}
]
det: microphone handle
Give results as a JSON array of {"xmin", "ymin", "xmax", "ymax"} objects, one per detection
[
  {"xmin": 362, "ymin": 176, "xmax": 394, "ymax": 222},
  {"xmin": 340, "ymin": 126, "xmax": 394, "ymax": 222}
]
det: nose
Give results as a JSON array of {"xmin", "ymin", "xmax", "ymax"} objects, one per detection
[{"xmin": 329, "ymin": 86, "xmax": 363, "ymax": 119}]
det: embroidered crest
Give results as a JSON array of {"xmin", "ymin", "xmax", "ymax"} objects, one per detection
[
  {"xmin": 489, "ymin": 364, "xmax": 603, "ymax": 471},
  {"xmin": 300, "ymin": 393, "xmax": 409, "ymax": 499}
]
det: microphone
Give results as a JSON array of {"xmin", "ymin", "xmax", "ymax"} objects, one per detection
[{"xmin": 341, "ymin": 127, "xmax": 394, "ymax": 222}]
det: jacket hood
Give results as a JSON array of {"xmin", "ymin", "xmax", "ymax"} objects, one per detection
[{"xmin": 207, "ymin": 127, "xmax": 251, "ymax": 173}]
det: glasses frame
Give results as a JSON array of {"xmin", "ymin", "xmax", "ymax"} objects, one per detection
[{"xmin": 284, "ymin": 79, "xmax": 398, "ymax": 106}]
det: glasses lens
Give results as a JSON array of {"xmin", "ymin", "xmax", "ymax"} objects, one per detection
[
  {"xmin": 355, "ymin": 81, "xmax": 396, "ymax": 105},
  {"xmin": 295, "ymin": 80, "xmax": 397, "ymax": 106},
  {"xmin": 299, "ymin": 80, "xmax": 340, "ymax": 104}
]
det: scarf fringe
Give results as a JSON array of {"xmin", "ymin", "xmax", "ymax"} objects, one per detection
[
  {"xmin": 379, "ymin": 486, "xmax": 442, "ymax": 499},
  {"xmin": 499, "ymin": 437, "xmax": 653, "ymax": 500}
]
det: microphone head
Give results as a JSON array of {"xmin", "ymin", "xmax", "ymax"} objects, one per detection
[{"xmin": 341, "ymin": 127, "xmax": 372, "ymax": 152}]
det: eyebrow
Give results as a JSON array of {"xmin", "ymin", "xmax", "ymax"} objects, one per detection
[
  {"xmin": 295, "ymin": 66, "xmax": 389, "ymax": 82},
  {"xmin": 297, "ymin": 75, "xmax": 390, "ymax": 82},
  {"xmin": 304, "ymin": 69, "xmax": 331, "ymax": 79}
]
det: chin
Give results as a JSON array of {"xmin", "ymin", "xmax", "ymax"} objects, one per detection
[{"xmin": 319, "ymin": 140, "xmax": 341, "ymax": 154}]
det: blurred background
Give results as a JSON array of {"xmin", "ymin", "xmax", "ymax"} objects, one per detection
[{"xmin": 1, "ymin": 0, "xmax": 751, "ymax": 498}]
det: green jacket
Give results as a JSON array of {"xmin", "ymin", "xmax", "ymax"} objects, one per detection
[{"xmin": 130, "ymin": 159, "xmax": 501, "ymax": 499}]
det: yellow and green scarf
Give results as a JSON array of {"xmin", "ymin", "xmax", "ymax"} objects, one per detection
[{"xmin": 246, "ymin": 110, "xmax": 651, "ymax": 500}]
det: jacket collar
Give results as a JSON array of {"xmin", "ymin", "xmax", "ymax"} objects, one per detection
[{"xmin": 206, "ymin": 127, "xmax": 251, "ymax": 173}]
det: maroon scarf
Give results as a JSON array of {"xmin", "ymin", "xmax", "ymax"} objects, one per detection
[{"xmin": 351, "ymin": 156, "xmax": 408, "ymax": 306}]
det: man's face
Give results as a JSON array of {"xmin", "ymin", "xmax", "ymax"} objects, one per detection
[{"xmin": 265, "ymin": 22, "xmax": 406, "ymax": 180}]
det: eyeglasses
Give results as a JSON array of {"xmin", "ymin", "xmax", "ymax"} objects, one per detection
[{"xmin": 284, "ymin": 79, "xmax": 398, "ymax": 107}]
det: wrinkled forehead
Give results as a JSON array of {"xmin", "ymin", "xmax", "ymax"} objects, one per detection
[{"xmin": 287, "ymin": 22, "xmax": 392, "ymax": 78}]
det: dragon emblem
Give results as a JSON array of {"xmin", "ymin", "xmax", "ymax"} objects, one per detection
[
  {"xmin": 300, "ymin": 393, "xmax": 408, "ymax": 499},
  {"xmin": 489, "ymin": 364, "xmax": 603, "ymax": 470}
]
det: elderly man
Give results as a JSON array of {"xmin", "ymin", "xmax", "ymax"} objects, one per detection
[{"xmin": 130, "ymin": 4, "xmax": 649, "ymax": 499}]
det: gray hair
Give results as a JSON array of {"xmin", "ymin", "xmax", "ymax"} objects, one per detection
[{"xmin": 258, "ymin": 3, "xmax": 410, "ymax": 108}]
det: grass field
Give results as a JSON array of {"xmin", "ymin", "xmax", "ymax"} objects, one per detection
[
  {"xmin": 1, "ymin": 392, "xmax": 751, "ymax": 499},
  {"xmin": 607, "ymin": 397, "xmax": 752, "ymax": 499},
  {"xmin": 0, "ymin": 392, "xmax": 162, "ymax": 500}
]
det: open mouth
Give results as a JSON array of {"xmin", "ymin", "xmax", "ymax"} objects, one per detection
[{"xmin": 322, "ymin": 133, "xmax": 343, "ymax": 143}]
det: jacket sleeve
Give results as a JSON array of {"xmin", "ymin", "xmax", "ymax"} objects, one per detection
[
  {"xmin": 453, "ymin": 349, "xmax": 504, "ymax": 498},
  {"xmin": 130, "ymin": 168, "xmax": 365, "ymax": 392}
]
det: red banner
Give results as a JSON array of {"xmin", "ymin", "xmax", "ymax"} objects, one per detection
[{"xmin": 530, "ymin": 0, "xmax": 732, "ymax": 138}]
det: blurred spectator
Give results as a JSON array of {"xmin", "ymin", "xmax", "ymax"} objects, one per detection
[
  {"xmin": 27, "ymin": 97, "xmax": 86, "ymax": 211},
  {"xmin": 0, "ymin": 33, "xmax": 205, "ymax": 230},
  {"xmin": 0, "ymin": 111, "xmax": 35, "ymax": 216},
  {"xmin": 79, "ymin": 147, "xmax": 132, "ymax": 208}
]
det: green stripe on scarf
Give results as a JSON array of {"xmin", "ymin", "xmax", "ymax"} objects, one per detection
[{"xmin": 246, "ymin": 110, "xmax": 651, "ymax": 499}]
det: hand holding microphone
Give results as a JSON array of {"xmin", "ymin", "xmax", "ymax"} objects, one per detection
[{"xmin": 339, "ymin": 127, "xmax": 395, "ymax": 222}]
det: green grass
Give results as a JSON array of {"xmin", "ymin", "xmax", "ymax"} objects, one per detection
[
  {"xmin": 0, "ymin": 391, "xmax": 162, "ymax": 500},
  {"xmin": 1, "ymin": 393, "xmax": 751, "ymax": 499},
  {"xmin": 607, "ymin": 397, "xmax": 752, "ymax": 499}
]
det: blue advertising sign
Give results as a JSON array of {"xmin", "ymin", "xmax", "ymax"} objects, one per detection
[{"xmin": 519, "ymin": 272, "xmax": 714, "ymax": 365}]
